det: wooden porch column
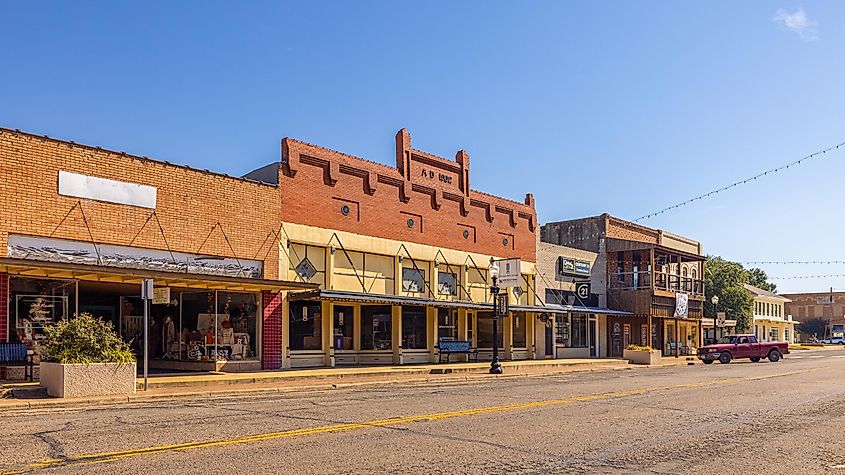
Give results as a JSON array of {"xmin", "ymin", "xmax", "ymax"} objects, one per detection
[
  {"xmin": 675, "ymin": 317, "xmax": 680, "ymax": 358},
  {"xmin": 392, "ymin": 305, "xmax": 403, "ymax": 365}
]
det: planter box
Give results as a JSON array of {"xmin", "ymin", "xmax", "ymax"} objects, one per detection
[
  {"xmin": 623, "ymin": 349, "xmax": 662, "ymax": 365},
  {"xmin": 40, "ymin": 362, "xmax": 136, "ymax": 398}
]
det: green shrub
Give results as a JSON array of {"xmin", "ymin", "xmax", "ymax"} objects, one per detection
[
  {"xmin": 43, "ymin": 313, "xmax": 135, "ymax": 364},
  {"xmin": 625, "ymin": 344, "xmax": 654, "ymax": 352}
]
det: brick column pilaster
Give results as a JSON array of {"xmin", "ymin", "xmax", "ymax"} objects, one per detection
[
  {"xmin": 0, "ymin": 273, "xmax": 8, "ymax": 343},
  {"xmin": 0, "ymin": 272, "xmax": 7, "ymax": 380},
  {"xmin": 262, "ymin": 291, "xmax": 283, "ymax": 370}
]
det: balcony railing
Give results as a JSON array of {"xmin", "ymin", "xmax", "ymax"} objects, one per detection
[{"xmin": 610, "ymin": 271, "xmax": 705, "ymax": 296}]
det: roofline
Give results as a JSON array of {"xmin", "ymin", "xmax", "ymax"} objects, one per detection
[{"xmin": 0, "ymin": 127, "xmax": 278, "ymax": 188}]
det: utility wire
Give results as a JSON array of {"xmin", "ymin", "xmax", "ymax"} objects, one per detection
[
  {"xmin": 743, "ymin": 261, "xmax": 845, "ymax": 265},
  {"xmin": 633, "ymin": 139, "xmax": 845, "ymax": 223},
  {"xmin": 769, "ymin": 274, "xmax": 845, "ymax": 280}
]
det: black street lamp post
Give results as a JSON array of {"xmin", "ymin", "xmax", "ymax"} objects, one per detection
[
  {"xmin": 711, "ymin": 295, "xmax": 720, "ymax": 344},
  {"xmin": 490, "ymin": 263, "xmax": 503, "ymax": 374}
]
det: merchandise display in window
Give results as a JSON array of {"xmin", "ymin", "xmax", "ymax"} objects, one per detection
[
  {"xmin": 289, "ymin": 301, "xmax": 323, "ymax": 351},
  {"xmin": 333, "ymin": 305, "xmax": 354, "ymax": 350}
]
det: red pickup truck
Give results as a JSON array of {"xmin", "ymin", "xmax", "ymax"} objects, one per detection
[{"xmin": 697, "ymin": 334, "xmax": 789, "ymax": 364}]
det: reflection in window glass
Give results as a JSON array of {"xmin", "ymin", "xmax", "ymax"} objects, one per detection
[
  {"xmin": 512, "ymin": 312, "xmax": 526, "ymax": 348},
  {"xmin": 438, "ymin": 308, "xmax": 458, "ymax": 340},
  {"xmin": 402, "ymin": 306, "xmax": 427, "ymax": 349},
  {"xmin": 438, "ymin": 272, "xmax": 457, "ymax": 296},
  {"xmin": 476, "ymin": 311, "xmax": 503, "ymax": 349},
  {"xmin": 571, "ymin": 314, "xmax": 588, "ymax": 348},
  {"xmin": 402, "ymin": 268, "xmax": 425, "ymax": 293},
  {"xmin": 362, "ymin": 305, "xmax": 392, "ymax": 350}
]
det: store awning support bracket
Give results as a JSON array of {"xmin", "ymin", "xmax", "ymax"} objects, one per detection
[
  {"xmin": 47, "ymin": 200, "xmax": 102, "ymax": 266},
  {"xmin": 521, "ymin": 273, "xmax": 546, "ymax": 309},
  {"xmin": 328, "ymin": 233, "xmax": 367, "ymax": 293},
  {"xmin": 197, "ymin": 222, "xmax": 246, "ymax": 278},
  {"xmin": 129, "ymin": 210, "xmax": 181, "ymax": 271}
]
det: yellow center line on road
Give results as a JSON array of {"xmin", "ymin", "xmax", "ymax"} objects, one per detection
[{"xmin": 0, "ymin": 366, "xmax": 827, "ymax": 475}]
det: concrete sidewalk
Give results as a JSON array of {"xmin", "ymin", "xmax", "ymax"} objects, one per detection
[{"xmin": 0, "ymin": 358, "xmax": 629, "ymax": 410}]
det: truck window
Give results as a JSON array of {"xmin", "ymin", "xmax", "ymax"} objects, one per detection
[
  {"xmin": 738, "ymin": 336, "xmax": 749, "ymax": 344},
  {"xmin": 749, "ymin": 336, "xmax": 758, "ymax": 344}
]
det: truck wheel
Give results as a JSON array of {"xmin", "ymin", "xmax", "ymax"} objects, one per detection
[
  {"xmin": 768, "ymin": 350, "xmax": 781, "ymax": 362},
  {"xmin": 703, "ymin": 359, "xmax": 713, "ymax": 365},
  {"xmin": 719, "ymin": 352, "xmax": 732, "ymax": 364},
  {"xmin": 750, "ymin": 357, "xmax": 761, "ymax": 363}
]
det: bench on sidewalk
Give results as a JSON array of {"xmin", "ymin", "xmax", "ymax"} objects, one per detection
[
  {"xmin": 0, "ymin": 343, "xmax": 34, "ymax": 381},
  {"xmin": 435, "ymin": 338, "xmax": 478, "ymax": 364}
]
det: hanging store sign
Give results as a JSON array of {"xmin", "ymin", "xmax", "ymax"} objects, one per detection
[
  {"xmin": 152, "ymin": 287, "xmax": 171, "ymax": 305},
  {"xmin": 496, "ymin": 293, "xmax": 509, "ymax": 317},
  {"xmin": 8, "ymin": 234, "xmax": 263, "ymax": 279},
  {"xmin": 674, "ymin": 292, "xmax": 689, "ymax": 318},
  {"xmin": 495, "ymin": 258, "xmax": 521, "ymax": 288},
  {"xmin": 58, "ymin": 171, "xmax": 157, "ymax": 209}
]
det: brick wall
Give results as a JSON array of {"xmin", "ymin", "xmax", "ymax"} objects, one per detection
[
  {"xmin": 604, "ymin": 216, "xmax": 659, "ymax": 244},
  {"xmin": 0, "ymin": 129, "xmax": 280, "ymax": 280},
  {"xmin": 262, "ymin": 291, "xmax": 283, "ymax": 369},
  {"xmin": 279, "ymin": 129, "xmax": 537, "ymax": 262}
]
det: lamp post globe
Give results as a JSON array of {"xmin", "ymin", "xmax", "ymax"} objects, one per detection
[{"xmin": 489, "ymin": 262, "xmax": 503, "ymax": 374}]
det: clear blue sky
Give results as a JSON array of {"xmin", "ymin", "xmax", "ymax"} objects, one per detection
[{"xmin": 2, "ymin": 1, "xmax": 843, "ymax": 293}]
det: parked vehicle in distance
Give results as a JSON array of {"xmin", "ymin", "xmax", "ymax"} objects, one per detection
[
  {"xmin": 818, "ymin": 337, "xmax": 845, "ymax": 345},
  {"xmin": 697, "ymin": 334, "xmax": 789, "ymax": 364}
]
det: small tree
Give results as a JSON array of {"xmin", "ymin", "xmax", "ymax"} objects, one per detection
[
  {"xmin": 43, "ymin": 313, "xmax": 135, "ymax": 364},
  {"xmin": 797, "ymin": 318, "xmax": 827, "ymax": 341}
]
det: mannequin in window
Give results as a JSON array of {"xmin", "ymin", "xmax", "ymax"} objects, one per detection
[{"xmin": 162, "ymin": 314, "xmax": 177, "ymax": 358}]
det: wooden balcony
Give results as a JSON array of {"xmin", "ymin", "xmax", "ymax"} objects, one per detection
[{"xmin": 607, "ymin": 271, "xmax": 705, "ymax": 318}]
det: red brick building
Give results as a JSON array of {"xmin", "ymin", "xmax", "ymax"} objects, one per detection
[
  {"xmin": 0, "ymin": 127, "xmax": 311, "ymax": 374},
  {"xmin": 246, "ymin": 129, "xmax": 543, "ymax": 368}
]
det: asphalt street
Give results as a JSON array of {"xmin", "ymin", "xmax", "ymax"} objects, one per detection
[{"xmin": 2, "ymin": 348, "xmax": 844, "ymax": 474}]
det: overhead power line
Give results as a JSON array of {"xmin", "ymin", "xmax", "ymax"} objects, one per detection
[
  {"xmin": 633, "ymin": 139, "xmax": 845, "ymax": 223},
  {"xmin": 743, "ymin": 261, "xmax": 845, "ymax": 265},
  {"xmin": 769, "ymin": 274, "xmax": 845, "ymax": 280}
]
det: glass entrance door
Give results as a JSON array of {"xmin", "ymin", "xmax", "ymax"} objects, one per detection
[{"xmin": 589, "ymin": 317, "xmax": 597, "ymax": 357}]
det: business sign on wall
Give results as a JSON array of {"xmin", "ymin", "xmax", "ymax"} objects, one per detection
[
  {"xmin": 557, "ymin": 257, "xmax": 592, "ymax": 278},
  {"xmin": 8, "ymin": 234, "xmax": 263, "ymax": 279},
  {"xmin": 58, "ymin": 171, "xmax": 157, "ymax": 209}
]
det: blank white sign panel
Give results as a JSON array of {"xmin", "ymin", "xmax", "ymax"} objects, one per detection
[{"xmin": 58, "ymin": 171, "xmax": 157, "ymax": 209}]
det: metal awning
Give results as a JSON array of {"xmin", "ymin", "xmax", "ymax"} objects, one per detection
[
  {"xmin": 288, "ymin": 289, "xmax": 490, "ymax": 310},
  {"xmin": 0, "ymin": 257, "xmax": 316, "ymax": 292},
  {"xmin": 289, "ymin": 290, "xmax": 634, "ymax": 316},
  {"xmin": 515, "ymin": 303, "xmax": 634, "ymax": 316}
]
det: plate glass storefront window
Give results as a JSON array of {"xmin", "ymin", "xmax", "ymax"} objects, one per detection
[
  {"xmin": 289, "ymin": 301, "xmax": 323, "ymax": 350},
  {"xmin": 333, "ymin": 305, "xmax": 354, "ymax": 350},
  {"xmin": 512, "ymin": 312, "xmax": 527, "ymax": 348},
  {"xmin": 570, "ymin": 314, "xmax": 587, "ymax": 348},
  {"xmin": 175, "ymin": 291, "xmax": 259, "ymax": 361},
  {"xmin": 10, "ymin": 277, "xmax": 76, "ymax": 347},
  {"xmin": 476, "ymin": 311, "xmax": 503, "ymax": 349},
  {"xmin": 361, "ymin": 305, "xmax": 392, "ymax": 350},
  {"xmin": 438, "ymin": 308, "xmax": 458, "ymax": 340},
  {"xmin": 402, "ymin": 306, "xmax": 427, "ymax": 349}
]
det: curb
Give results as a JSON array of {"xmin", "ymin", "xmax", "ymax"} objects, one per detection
[{"xmin": 0, "ymin": 363, "xmax": 634, "ymax": 411}]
